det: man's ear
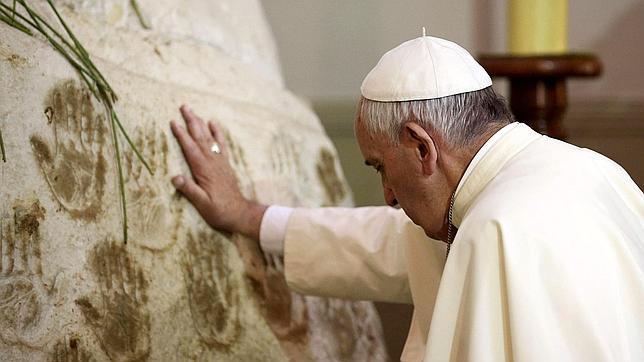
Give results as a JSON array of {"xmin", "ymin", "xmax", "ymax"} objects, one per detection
[{"xmin": 400, "ymin": 122, "xmax": 438, "ymax": 175}]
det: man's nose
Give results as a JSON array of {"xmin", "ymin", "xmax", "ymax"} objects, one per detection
[{"xmin": 383, "ymin": 186, "xmax": 398, "ymax": 207}]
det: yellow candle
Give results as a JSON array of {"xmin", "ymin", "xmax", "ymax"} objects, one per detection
[{"xmin": 508, "ymin": 0, "xmax": 568, "ymax": 55}]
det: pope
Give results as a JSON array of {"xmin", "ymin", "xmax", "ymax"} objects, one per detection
[{"xmin": 169, "ymin": 34, "xmax": 644, "ymax": 361}]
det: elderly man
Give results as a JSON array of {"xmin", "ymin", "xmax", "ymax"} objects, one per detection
[{"xmin": 169, "ymin": 35, "xmax": 644, "ymax": 361}]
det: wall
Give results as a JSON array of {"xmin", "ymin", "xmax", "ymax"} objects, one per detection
[{"xmin": 0, "ymin": 1, "xmax": 388, "ymax": 360}]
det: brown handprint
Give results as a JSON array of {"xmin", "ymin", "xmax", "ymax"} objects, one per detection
[
  {"xmin": 30, "ymin": 80, "xmax": 107, "ymax": 221},
  {"xmin": 268, "ymin": 131, "xmax": 309, "ymax": 205},
  {"xmin": 182, "ymin": 229, "xmax": 241, "ymax": 349},
  {"xmin": 0, "ymin": 198, "xmax": 56, "ymax": 348},
  {"xmin": 255, "ymin": 254, "xmax": 308, "ymax": 342},
  {"xmin": 76, "ymin": 240, "xmax": 150, "ymax": 361},
  {"xmin": 50, "ymin": 335, "xmax": 95, "ymax": 362},
  {"xmin": 232, "ymin": 234, "xmax": 308, "ymax": 343},
  {"xmin": 270, "ymin": 131, "xmax": 304, "ymax": 180},
  {"xmin": 316, "ymin": 148, "xmax": 347, "ymax": 205},
  {"xmin": 123, "ymin": 128, "xmax": 182, "ymax": 251}
]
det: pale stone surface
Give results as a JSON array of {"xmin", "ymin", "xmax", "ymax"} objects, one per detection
[{"xmin": 0, "ymin": 1, "xmax": 387, "ymax": 360}]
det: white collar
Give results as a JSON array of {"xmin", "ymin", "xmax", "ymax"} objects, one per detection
[{"xmin": 452, "ymin": 123, "xmax": 541, "ymax": 226}]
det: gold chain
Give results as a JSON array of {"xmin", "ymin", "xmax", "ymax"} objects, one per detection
[{"xmin": 445, "ymin": 191, "xmax": 456, "ymax": 259}]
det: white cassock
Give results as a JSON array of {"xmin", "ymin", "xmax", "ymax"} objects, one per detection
[{"xmin": 264, "ymin": 123, "xmax": 644, "ymax": 361}]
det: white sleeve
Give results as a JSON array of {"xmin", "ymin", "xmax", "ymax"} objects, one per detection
[
  {"xmin": 284, "ymin": 206, "xmax": 420, "ymax": 303},
  {"xmin": 258, "ymin": 205, "xmax": 294, "ymax": 255}
]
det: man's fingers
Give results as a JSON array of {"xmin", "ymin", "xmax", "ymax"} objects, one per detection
[
  {"xmin": 208, "ymin": 121, "xmax": 227, "ymax": 154},
  {"xmin": 171, "ymin": 175, "xmax": 210, "ymax": 212},
  {"xmin": 180, "ymin": 105, "xmax": 211, "ymax": 147},
  {"xmin": 170, "ymin": 120, "xmax": 206, "ymax": 170}
]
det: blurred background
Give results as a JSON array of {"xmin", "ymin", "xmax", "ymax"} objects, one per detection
[{"xmin": 262, "ymin": 0, "xmax": 644, "ymax": 359}]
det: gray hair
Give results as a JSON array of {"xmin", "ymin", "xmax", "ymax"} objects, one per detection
[{"xmin": 357, "ymin": 86, "xmax": 514, "ymax": 149}]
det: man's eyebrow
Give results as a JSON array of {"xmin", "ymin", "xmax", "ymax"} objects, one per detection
[{"xmin": 364, "ymin": 159, "xmax": 379, "ymax": 168}]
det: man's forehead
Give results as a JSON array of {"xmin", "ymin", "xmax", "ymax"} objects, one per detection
[
  {"xmin": 355, "ymin": 120, "xmax": 386, "ymax": 144},
  {"xmin": 355, "ymin": 118, "xmax": 393, "ymax": 165}
]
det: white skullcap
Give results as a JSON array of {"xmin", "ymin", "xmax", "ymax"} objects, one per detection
[{"xmin": 360, "ymin": 35, "xmax": 492, "ymax": 102}]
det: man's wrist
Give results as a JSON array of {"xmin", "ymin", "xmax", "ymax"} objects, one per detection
[{"xmin": 235, "ymin": 201, "xmax": 268, "ymax": 241}]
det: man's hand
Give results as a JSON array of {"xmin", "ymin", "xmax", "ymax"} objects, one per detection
[{"xmin": 170, "ymin": 105, "xmax": 266, "ymax": 240}]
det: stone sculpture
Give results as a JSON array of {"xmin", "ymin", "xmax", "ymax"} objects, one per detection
[{"xmin": 0, "ymin": 0, "xmax": 387, "ymax": 360}]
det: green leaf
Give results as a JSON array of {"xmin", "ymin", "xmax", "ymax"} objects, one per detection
[
  {"xmin": 110, "ymin": 109, "xmax": 129, "ymax": 244},
  {"xmin": 0, "ymin": 126, "xmax": 6, "ymax": 163},
  {"xmin": 130, "ymin": 0, "xmax": 150, "ymax": 30}
]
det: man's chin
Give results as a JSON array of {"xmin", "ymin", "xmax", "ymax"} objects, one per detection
[
  {"xmin": 423, "ymin": 228, "xmax": 444, "ymax": 241},
  {"xmin": 400, "ymin": 207, "xmax": 442, "ymax": 240}
]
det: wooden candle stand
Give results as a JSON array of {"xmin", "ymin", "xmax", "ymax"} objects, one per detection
[{"xmin": 479, "ymin": 54, "xmax": 602, "ymax": 140}]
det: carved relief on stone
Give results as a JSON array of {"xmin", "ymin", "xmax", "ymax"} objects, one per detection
[
  {"xmin": 231, "ymin": 232, "xmax": 312, "ymax": 360},
  {"xmin": 242, "ymin": 249, "xmax": 309, "ymax": 342},
  {"xmin": 0, "ymin": 198, "xmax": 57, "ymax": 349},
  {"xmin": 316, "ymin": 148, "xmax": 348, "ymax": 206},
  {"xmin": 182, "ymin": 229, "xmax": 241, "ymax": 349},
  {"xmin": 123, "ymin": 127, "xmax": 183, "ymax": 251},
  {"xmin": 0, "ymin": 0, "xmax": 388, "ymax": 360},
  {"xmin": 76, "ymin": 240, "xmax": 151, "ymax": 361},
  {"xmin": 50, "ymin": 335, "xmax": 95, "ymax": 362},
  {"xmin": 268, "ymin": 130, "xmax": 310, "ymax": 205},
  {"xmin": 29, "ymin": 80, "xmax": 107, "ymax": 221}
]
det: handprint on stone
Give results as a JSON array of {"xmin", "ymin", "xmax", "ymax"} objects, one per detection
[
  {"xmin": 50, "ymin": 335, "xmax": 95, "ymax": 362},
  {"xmin": 123, "ymin": 128, "xmax": 181, "ymax": 251},
  {"xmin": 316, "ymin": 148, "xmax": 347, "ymax": 206},
  {"xmin": 231, "ymin": 234, "xmax": 308, "ymax": 343},
  {"xmin": 253, "ymin": 253, "xmax": 308, "ymax": 342},
  {"xmin": 182, "ymin": 229, "xmax": 241, "ymax": 349},
  {"xmin": 0, "ymin": 198, "xmax": 56, "ymax": 348},
  {"xmin": 30, "ymin": 80, "xmax": 107, "ymax": 221},
  {"xmin": 76, "ymin": 240, "xmax": 150, "ymax": 362},
  {"xmin": 268, "ymin": 131, "xmax": 309, "ymax": 206}
]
